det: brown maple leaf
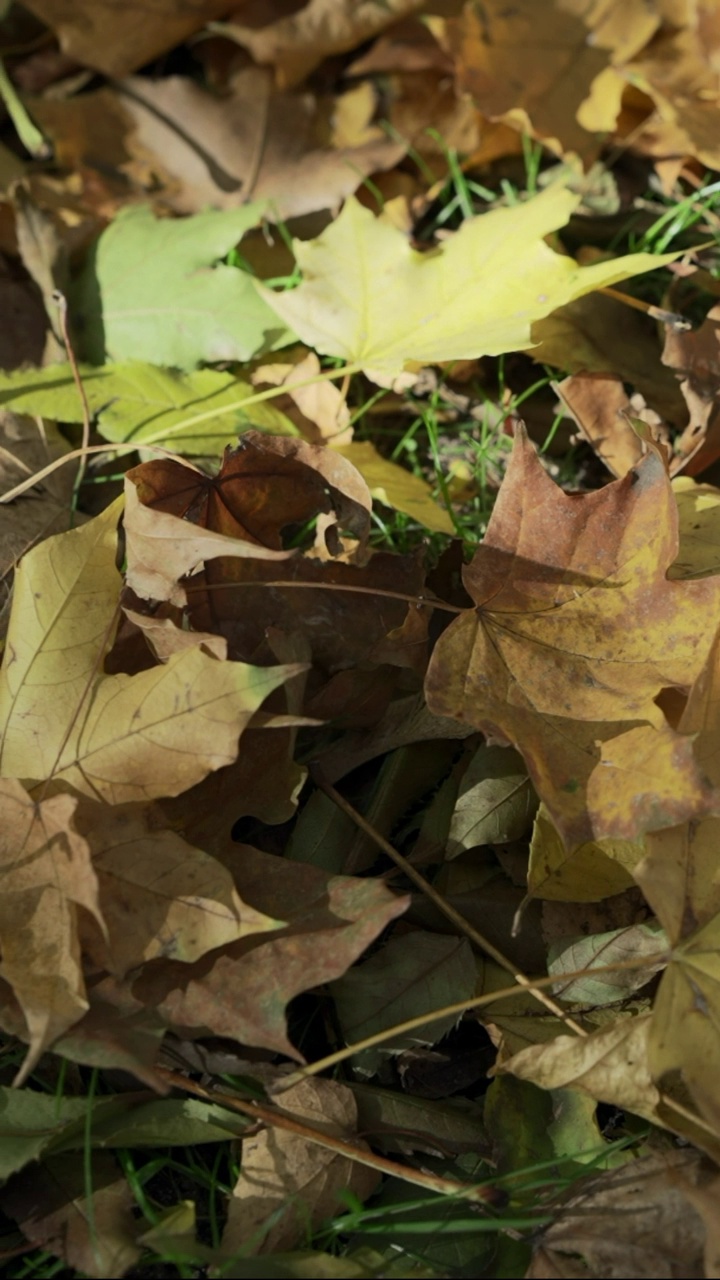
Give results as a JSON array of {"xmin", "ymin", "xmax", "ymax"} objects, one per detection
[{"xmin": 425, "ymin": 427, "xmax": 720, "ymax": 847}]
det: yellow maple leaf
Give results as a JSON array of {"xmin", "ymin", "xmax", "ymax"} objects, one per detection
[{"xmin": 257, "ymin": 185, "xmax": 677, "ymax": 380}]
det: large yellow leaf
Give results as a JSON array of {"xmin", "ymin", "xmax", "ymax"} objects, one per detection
[
  {"xmin": 0, "ymin": 500, "xmax": 305, "ymax": 800},
  {"xmin": 257, "ymin": 185, "xmax": 677, "ymax": 379}
]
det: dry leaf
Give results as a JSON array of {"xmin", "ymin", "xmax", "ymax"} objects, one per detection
[
  {"xmin": 223, "ymin": 1077, "xmax": 379, "ymax": 1255},
  {"xmin": 425, "ymin": 427, "xmax": 720, "ymax": 848}
]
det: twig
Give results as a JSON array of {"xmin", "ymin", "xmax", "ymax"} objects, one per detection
[
  {"xmin": 279, "ymin": 955, "xmax": 669, "ymax": 1087},
  {"xmin": 311, "ymin": 767, "xmax": 587, "ymax": 1036},
  {"xmin": 185, "ymin": 579, "xmax": 465, "ymax": 615},
  {"xmin": 52, "ymin": 291, "xmax": 93, "ymax": 521},
  {"xmin": 154, "ymin": 1066, "xmax": 505, "ymax": 1206}
]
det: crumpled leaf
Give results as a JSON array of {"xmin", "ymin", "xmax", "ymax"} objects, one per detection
[
  {"xmin": 220, "ymin": 0, "xmax": 426, "ymax": 88},
  {"xmin": 670, "ymin": 478, "xmax": 720, "ymax": 581},
  {"xmin": 0, "ymin": 361, "xmax": 297, "ymax": 456},
  {"xmin": 131, "ymin": 844, "xmax": 409, "ymax": 1059},
  {"xmin": 0, "ymin": 498, "xmax": 305, "ymax": 800},
  {"xmin": 257, "ymin": 186, "xmax": 677, "ymax": 381},
  {"xmin": 126, "ymin": 431, "xmax": 372, "ymax": 602},
  {"xmin": 74, "ymin": 203, "xmax": 295, "ymax": 368},
  {"xmin": 223, "ymin": 1077, "xmax": 378, "ymax": 1256},
  {"xmin": 425, "ymin": 427, "xmax": 720, "ymax": 848}
]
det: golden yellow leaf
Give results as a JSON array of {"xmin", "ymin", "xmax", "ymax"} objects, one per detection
[
  {"xmin": 336, "ymin": 440, "xmax": 455, "ymax": 534},
  {"xmin": 527, "ymin": 804, "xmax": 643, "ymax": 902}
]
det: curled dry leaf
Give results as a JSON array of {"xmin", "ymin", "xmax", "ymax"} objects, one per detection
[{"xmin": 425, "ymin": 427, "xmax": 720, "ymax": 848}]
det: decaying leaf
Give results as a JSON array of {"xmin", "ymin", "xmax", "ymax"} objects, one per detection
[{"xmin": 425, "ymin": 427, "xmax": 720, "ymax": 848}]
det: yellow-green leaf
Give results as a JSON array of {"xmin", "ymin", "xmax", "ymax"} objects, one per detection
[{"xmin": 257, "ymin": 186, "xmax": 678, "ymax": 379}]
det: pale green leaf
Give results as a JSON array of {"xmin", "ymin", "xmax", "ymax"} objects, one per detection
[
  {"xmin": 74, "ymin": 203, "xmax": 295, "ymax": 368},
  {"xmin": 256, "ymin": 186, "xmax": 678, "ymax": 379},
  {"xmin": 548, "ymin": 922, "xmax": 667, "ymax": 1004},
  {"xmin": 447, "ymin": 743, "xmax": 537, "ymax": 856},
  {"xmin": 0, "ymin": 362, "xmax": 297, "ymax": 455}
]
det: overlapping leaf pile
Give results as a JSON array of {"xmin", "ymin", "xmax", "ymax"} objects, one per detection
[{"xmin": 5, "ymin": 2, "xmax": 720, "ymax": 1277}]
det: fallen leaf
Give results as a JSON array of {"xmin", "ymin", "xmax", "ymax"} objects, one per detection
[
  {"xmin": 670, "ymin": 477, "xmax": 720, "ymax": 580},
  {"xmin": 527, "ymin": 804, "xmax": 642, "ymax": 903},
  {"xmin": 223, "ymin": 1077, "xmax": 379, "ymax": 1255},
  {"xmin": 252, "ymin": 352, "xmax": 352, "ymax": 446},
  {"xmin": 118, "ymin": 69, "xmax": 407, "ymax": 221},
  {"xmin": 132, "ymin": 844, "xmax": 409, "ymax": 1059},
  {"xmin": 648, "ymin": 910, "xmax": 720, "ymax": 1131},
  {"xmin": 526, "ymin": 1150, "xmax": 710, "ymax": 1279},
  {"xmin": 424, "ymin": 426, "xmax": 720, "ymax": 848},
  {"xmin": 73, "ymin": 203, "xmax": 295, "ymax": 368},
  {"xmin": 547, "ymin": 922, "xmax": 666, "ymax": 1005},
  {"xmin": 445, "ymin": 0, "xmax": 612, "ymax": 155},
  {"xmin": 23, "ymin": 0, "xmax": 234, "ymax": 76},
  {"xmin": 532, "ymin": 293, "xmax": 686, "ymax": 427},
  {"xmin": 0, "ymin": 412, "xmax": 77, "ymax": 638},
  {"xmin": 0, "ymin": 361, "xmax": 297, "ymax": 456},
  {"xmin": 331, "ymin": 931, "xmax": 477, "ymax": 1074},
  {"xmin": 75, "ymin": 799, "xmax": 281, "ymax": 977},
  {"xmin": 257, "ymin": 186, "xmax": 678, "ymax": 380},
  {"xmin": 446, "ymin": 742, "xmax": 537, "ymax": 856},
  {"xmin": 0, "ymin": 780, "xmax": 105, "ymax": 1078},
  {"xmin": 221, "ymin": 0, "xmax": 426, "ymax": 88},
  {"xmin": 1, "ymin": 1153, "xmax": 141, "ymax": 1279},
  {"xmin": 494, "ymin": 1014, "xmax": 661, "ymax": 1124},
  {"xmin": 0, "ymin": 498, "xmax": 306, "ymax": 799},
  {"xmin": 636, "ymin": 624, "xmax": 720, "ymax": 945},
  {"xmin": 554, "ymin": 373, "xmax": 646, "ymax": 480},
  {"xmin": 662, "ymin": 303, "xmax": 720, "ymax": 475}
]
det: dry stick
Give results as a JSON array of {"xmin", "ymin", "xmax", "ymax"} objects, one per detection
[
  {"xmin": 184, "ymin": 578, "xmax": 465, "ymax": 616},
  {"xmin": 52, "ymin": 291, "xmax": 92, "ymax": 512},
  {"xmin": 598, "ymin": 285, "xmax": 691, "ymax": 331},
  {"xmin": 279, "ymin": 956, "xmax": 668, "ymax": 1089},
  {"xmin": 312, "ymin": 766, "xmax": 587, "ymax": 1036},
  {"xmin": 153, "ymin": 1065, "xmax": 505, "ymax": 1206}
]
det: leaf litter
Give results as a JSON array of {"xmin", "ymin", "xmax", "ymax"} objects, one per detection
[{"xmin": 5, "ymin": 3, "xmax": 720, "ymax": 1277}]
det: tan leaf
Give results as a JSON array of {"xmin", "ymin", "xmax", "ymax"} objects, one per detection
[
  {"xmin": 0, "ymin": 780, "xmax": 105, "ymax": 1079},
  {"xmin": 223, "ymin": 1077, "xmax": 379, "ymax": 1255}
]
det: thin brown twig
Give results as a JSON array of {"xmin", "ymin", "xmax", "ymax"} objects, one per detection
[
  {"xmin": 279, "ymin": 954, "xmax": 669, "ymax": 1087},
  {"xmin": 154, "ymin": 1066, "xmax": 504, "ymax": 1206},
  {"xmin": 184, "ymin": 578, "xmax": 465, "ymax": 615},
  {"xmin": 311, "ymin": 767, "xmax": 587, "ymax": 1036}
]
